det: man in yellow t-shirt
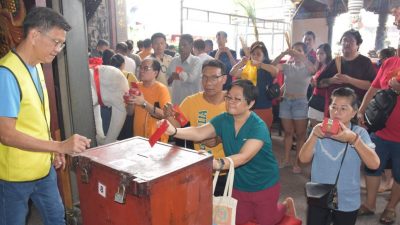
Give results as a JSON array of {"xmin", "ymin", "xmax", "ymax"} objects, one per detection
[
  {"xmin": 125, "ymin": 58, "xmax": 171, "ymax": 142},
  {"xmin": 166, "ymin": 59, "xmax": 227, "ymax": 195}
]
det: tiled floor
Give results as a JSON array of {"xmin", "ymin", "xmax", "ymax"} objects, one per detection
[{"xmin": 28, "ymin": 129, "xmax": 399, "ymax": 225}]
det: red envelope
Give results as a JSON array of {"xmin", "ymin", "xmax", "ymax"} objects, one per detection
[
  {"xmin": 175, "ymin": 66, "xmax": 183, "ymax": 74},
  {"xmin": 321, "ymin": 118, "xmax": 341, "ymax": 136},
  {"xmin": 129, "ymin": 82, "xmax": 141, "ymax": 96},
  {"xmin": 148, "ymin": 120, "xmax": 168, "ymax": 147},
  {"xmin": 173, "ymin": 105, "xmax": 189, "ymax": 127}
]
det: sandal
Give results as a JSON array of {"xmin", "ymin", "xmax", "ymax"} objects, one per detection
[
  {"xmin": 357, "ymin": 204, "xmax": 375, "ymax": 216},
  {"xmin": 380, "ymin": 208, "xmax": 396, "ymax": 225}
]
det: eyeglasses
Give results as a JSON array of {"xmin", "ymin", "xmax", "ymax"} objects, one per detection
[
  {"xmin": 224, "ymin": 95, "xmax": 246, "ymax": 104},
  {"xmin": 39, "ymin": 31, "xmax": 65, "ymax": 50},
  {"xmin": 139, "ymin": 66, "xmax": 153, "ymax": 72},
  {"xmin": 201, "ymin": 74, "xmax": 224, "ymax": 83}
]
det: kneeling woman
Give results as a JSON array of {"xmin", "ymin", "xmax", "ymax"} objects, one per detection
[
  {"xmin": 162, "ymin": 79, "xmax": 290, "ymax": 224},
  {"xmin": 299, "ymin": 87, "xmax": 380, "ymax": 225}
]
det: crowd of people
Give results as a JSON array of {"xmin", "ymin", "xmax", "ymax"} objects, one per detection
[{"xmin": 2, "ymin": 6, "xmax": 400, "ymax": 225}]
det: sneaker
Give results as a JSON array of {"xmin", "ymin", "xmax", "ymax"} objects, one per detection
[{"xmin": 292, "ymin": 166, "xmax": 302, "ymax": 174}]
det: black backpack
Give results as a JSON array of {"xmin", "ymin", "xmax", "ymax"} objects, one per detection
[{"xmin": 364, "ymin": 89, "xmax": 398, "ymax": 132}]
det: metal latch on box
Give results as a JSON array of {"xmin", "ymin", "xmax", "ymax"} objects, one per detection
[{"xmin": 114, "ymin": 174, "xmax": 131, "ymax": 204}]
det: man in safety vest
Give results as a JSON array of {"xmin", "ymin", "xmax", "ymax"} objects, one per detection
[{"xmin": 0, "ymin": 7, "xmax": 90, "ymax": 225}]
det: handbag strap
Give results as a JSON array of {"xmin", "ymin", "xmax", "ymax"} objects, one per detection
[
  {"xmin": 212, "ymin": 157, "xmax": 235, "ymax": 197},
  {"xmin": 224, "ymin": 157, "xmax": 235, "ymax": 197},
  {"xmin": 333, "ymin": 124, "xmax": 353, "ymax": 187}
]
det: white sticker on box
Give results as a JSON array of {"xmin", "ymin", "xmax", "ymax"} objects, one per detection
[{"xmin": 98, "ymin": 182, "xmax": 106, "ymax": 198}]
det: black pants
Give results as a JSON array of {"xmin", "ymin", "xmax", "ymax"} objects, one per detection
[{"xmin": 307, "ymin": 205, "xmax": 358, "ymax": 225}]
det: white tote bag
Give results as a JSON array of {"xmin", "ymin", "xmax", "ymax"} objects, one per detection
[{"xmin": 212, "ymin": 157, "xmax": 237, "ymax": 225}]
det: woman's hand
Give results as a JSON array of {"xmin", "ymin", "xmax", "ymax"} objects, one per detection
[
  {"xmin": 251, "ymin": 59, "xmax": 262, "ymax": 68},
  {"xmin": 389, "ymin": 77, "xmax": 400, "ymax": 92},
  {"xmin": 163, "ymin": 103, "xmax": 175, "ymax": 118},
  {"xmin": 157, "ymin": 119, "xmax": 176, "ymax": 135},
  {"xmin": 357, "ymin": 111, "xmax": 367, "ymax": 128},
  {"xmin": 311, "ymin": 123, "xmax": 325, "ymax": 138},
  {"xmin": 200, "ymin": 136, "xmax": 221, "ymax": 148},
  {"xmin": 239, "ymin": 56, "xmax": 249, "ymax": 66},
  {"xmin": 335, "ymin": 73, "xmax": 351, "ymax": 84},
  {"xmin": 330, "ymin": 122, "xmax": 356, "ymax": 143}
]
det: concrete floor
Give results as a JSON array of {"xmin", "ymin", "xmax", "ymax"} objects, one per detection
[{"xmin": 27, "ymin": 128, "xmax": 399, "ymax": 225}]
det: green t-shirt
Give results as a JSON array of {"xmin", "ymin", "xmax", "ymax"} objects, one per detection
[{"xmin": 210, "ymin": 112, "xmax": 279, "ymax": 192}]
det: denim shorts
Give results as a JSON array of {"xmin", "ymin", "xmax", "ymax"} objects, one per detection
[
  {"xmin": 364, "ymin": 133, "xmax": 400, "ymax": 183},
  {"xmin": 279, "ymin": 97, "xmax": 308, "ymax": 120}
]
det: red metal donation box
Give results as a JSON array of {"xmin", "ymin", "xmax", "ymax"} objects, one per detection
[{"xmin": 73, "ymin": 137, "xmax": 213, "ymax": 225}]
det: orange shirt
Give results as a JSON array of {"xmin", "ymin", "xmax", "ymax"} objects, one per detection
[{"xmin": 133, "ymin": 81, "xmax": 171, "ymax": 142}]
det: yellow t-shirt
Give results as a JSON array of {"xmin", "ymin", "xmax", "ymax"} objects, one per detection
[
  {"xmin": 180, "ymin": 92, "xmax": 226, "ymax": 158},
  {"xmin": 134, "ymin": 81, "xmax": 171, "ymax": 142}
]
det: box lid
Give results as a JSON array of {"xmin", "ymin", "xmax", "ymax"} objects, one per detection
[{"xmin": 74, "ymin": 136, "xmax": 212, "ymax": 181}]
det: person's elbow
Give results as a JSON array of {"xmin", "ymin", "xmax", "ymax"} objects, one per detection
[
  {"xmin": 298, "ymin": 150, "xmax": 312, "ymax": 164},
  {"xmin": 366, "ymin": 156, "xmax": 380, "ymax": 170},
  {"xmin": 298, "ymin": 155, "xmax": 310, "ymax": 164}
]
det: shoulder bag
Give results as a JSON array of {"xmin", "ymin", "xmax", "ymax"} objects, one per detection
[
  {"xmin": 305, "ymin": 142, "xmax": 349, "ymax": 210},
  {"xmin": 212, "ymin": 157, "xmax": 237, "ymax": 225}
]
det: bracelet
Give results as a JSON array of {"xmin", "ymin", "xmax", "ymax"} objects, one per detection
[
  {"xmin": 170, "ymin": 126, "xmax": 177, "ymax": 137},
  {"xmin": 350, "ymin": 133, "xmax": 359, "ymax": 147},
  {"xmin": 218, "ymin": 158, "xmax": 225, "ymax": 171}
]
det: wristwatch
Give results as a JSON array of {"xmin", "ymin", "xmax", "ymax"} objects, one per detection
[{"xmin": 141, "ymin": 101, "xmax": 147, "ymax": 108}]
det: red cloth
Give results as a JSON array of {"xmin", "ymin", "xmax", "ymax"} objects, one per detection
[
  {"xmin": 371, "ymin": 57, "xmax": 400, "ymax": 142},
  {"xmin": 242, "ymin": 215, "xmax": 302, "ymax": 225}
]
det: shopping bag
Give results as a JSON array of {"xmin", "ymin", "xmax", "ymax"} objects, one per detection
[
  {"xmin": 241, "ymin": 61, "xmax": 258, "ymax": 86},
  {"xmin": 212, "ymin": 157, "xmax": 237, "ymax": 225}
]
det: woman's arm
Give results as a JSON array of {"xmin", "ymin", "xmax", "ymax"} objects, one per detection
[
  {"xmin": 213, "ymin": 139, "xmax": 263, "ymax": 170},
  {"xmin": 335, "ymin": 74, "xmax": 371, "ymax": 90},
  {"xmin": 259, "ymin": 63, "xmax": 279, "ymax": 77},
  {"xmin": 299, "ymin": 124, "xmax": 324, "ymax": 163},
  {"xmin": 331, "ymin": 123, "xmax": 380, "ymax": 170},
  {"xmin": 357, "ymin": 86, "xmax": 379, "ymax": 125},
  {"xmin": 162, "ymin": 119, "xmax": 216, "ymax": 142},
  {"xmin": 230, "ymin": 57, "xmax": 247, "ymax": 78},
  {"xmin": 350, "ymin": 132, "xmax": 380, "ymax": 170}
]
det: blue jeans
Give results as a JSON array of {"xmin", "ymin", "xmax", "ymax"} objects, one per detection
[{"xmin": 0, "ymin": 167, "xmax": 65, "ymax": 225}]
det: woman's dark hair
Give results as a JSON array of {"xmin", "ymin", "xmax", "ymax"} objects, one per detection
[
  {"xmin": 379, "ymin": 47, "xmax": 396, "ymax": 61},
  {"xmin": 250, "ymin": 41, "xmax": 270, "ymax": 63},
  {"xmin": 317, "ymin": 43, "xmax": 332, "ymax": 69},
  {"xmin": 126, "ymin": 40, "xmax": 134, "ymax": 51},
  {"xmin": 303, "ymin": 31, "xmax": 316, "ymax": 40},
  {"xmin": 292, "ymin": 42, "xmax": 307, "ymax": 53},
  {"xmin": 331, "ymin": 87, "xmax": 358, "ymax": 111},
  {"xmin": 340, "ymin": 29, "xmax": 363, "ymax": 46},
  {"xmin": 102, "ymin": 49, "xmax": 115, "ymax": 65},
  {"xmin": 110, "ymin": 54, "xmax": 125, "ymax": 69},
  {"xmin": 228, "ymin": 79, "xmax": 258, "ymax": 107}
]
